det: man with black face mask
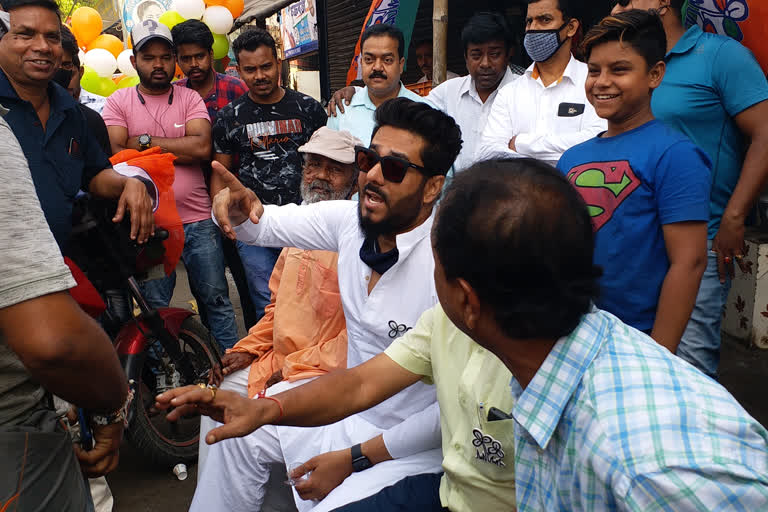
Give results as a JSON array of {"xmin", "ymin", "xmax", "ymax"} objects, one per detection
[{"xmin": 478, "ymin": 0, "xmax": 605, "ymax": 165}]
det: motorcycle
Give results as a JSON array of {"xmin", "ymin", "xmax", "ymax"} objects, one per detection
[{"xmin": 65, "ymin": 196, "xmax": 222, "ymax": 468}]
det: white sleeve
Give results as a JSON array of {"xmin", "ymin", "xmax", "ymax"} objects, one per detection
[
  {"xmin": 382, "ymin": 402, "xmax": 442, "ymax": 458},
  {"xmin": 426, "ymin": 82, "xmax": 448, "ymax": 112},
  {"xmin": 514, "ymin": 103, "xmax": 607, "ymax": 163},
  {"xmin": 477, "ymin": 85, "xmax": 520, "ymax": 161},
  {"xmin": 229, "ymin": 200, "xmax": 355, "ymax": 252}
]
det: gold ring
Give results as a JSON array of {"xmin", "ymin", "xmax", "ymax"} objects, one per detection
[
  {"xmin": 207, "ymin": 384, "xmax": 217, "ymax": 401},
  {"xmin": 735, "ymin": 254, "xmax": 745, "ymax": 260}
]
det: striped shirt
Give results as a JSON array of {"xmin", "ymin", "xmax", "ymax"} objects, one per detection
[{"xmin": 511, "ymin": 308, "xmax": 768, "ymax": 511}]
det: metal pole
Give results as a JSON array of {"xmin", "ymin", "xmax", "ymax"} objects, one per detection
[
  {"xmin": 316, "ymin": 0, "xmax": 331, "ymax": 101},
  {"xmin": 432, "ymin": 0, "xmax": 448, "ymax": 86}
]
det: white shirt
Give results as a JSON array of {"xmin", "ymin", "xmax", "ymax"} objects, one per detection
[
  {"xmin": 427, "ymin": 67, "xmax": 520, "ymax": 172},
  {"xmin": 417, "ymin": 70, "xmax": 460, "ymax": 83},
  {"xmin": 477, "ymin": 55, "xmax": 607, "ymax": 165},
  {"xmin": 231, "ymin": 200, "xmax": 439, "ymax": 430}
]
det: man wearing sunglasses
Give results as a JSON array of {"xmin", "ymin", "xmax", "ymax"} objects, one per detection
[
  {"xmin": 611, "ymin": 0, "xmax": 768, "ymax": 380},
  {"xmin": 187, "ymin": 98, "xmax": 462, "ymax": 512}
]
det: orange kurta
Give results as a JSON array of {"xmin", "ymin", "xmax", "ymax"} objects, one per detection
[{"xmin": 228, "ymin": 247, "xmax": 347, "ymax": 398}]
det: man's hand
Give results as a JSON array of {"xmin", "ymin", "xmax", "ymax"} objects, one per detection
[
  {"xmin": 327, "ymin": 86, "xmax": 356, "ymax": 117},
  {"xmin": 222, "ymin": 352, "xmax": 256, "ymax": 376},
  {"xmin": 155, "ymin": 385, "xmax": 276, "ymax": 444},
  {"xmin": 266, "ymin": 369, "xmax": 283, "ymax": 388},
  {"xmin": 713, "ymin": 214, "xmax": 748, "ymax": 283},
  {"xmin": 293, "ymin": 448, "xmax": 353, "ymax": 502},
  {"xmin": 211, "ymin": 161, "xmax": 264, "ymax": 240},
  {"xmin": 74, "ymin": 423, "xmax": 123, "ymax": 478},
  {"xmin": 508, "ymin": 136, "xmax": 517, "ymax": 152},
  {"xmin": 114, "ymin": 177, "xmax": 155, "ymax": 244}
]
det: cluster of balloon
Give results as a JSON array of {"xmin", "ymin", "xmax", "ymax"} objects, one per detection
[
  {"xmin": 160, "ymin": 0, "xmax": 243, "ymax": 58},
  {"xmin": 71, "ymin": 6, "xmax": 140, "ymax": 97}
]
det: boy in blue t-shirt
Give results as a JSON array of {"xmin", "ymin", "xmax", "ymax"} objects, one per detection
[{"xmin": 557, "ymin": 10, "xmax": 710, "ymax": 352}]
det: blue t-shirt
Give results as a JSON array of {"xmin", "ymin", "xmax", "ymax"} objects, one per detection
[
  {"xmin": 652, "ymin": 25, "xmax": 768, "ymax": 239},
  {"xmin": 557, "ymin": 120, "xmax": 711, "ymax": 331}
]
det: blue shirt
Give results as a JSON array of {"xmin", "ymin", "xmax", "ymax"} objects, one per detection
[
  {"xmin": 652, "ymin": 25, "xmax": 768, "ymax": 239},
  {"xmin": 512, "ymin": 308, "xmax": 768, "ymax": 511},
  {"xmin": 326, "ymin": 84, "xmax": 430, "ymax": 146},
  {"xmin": 0, "ymin": 70, "xmax": 110, "ymax": 246},
  {"xmin": 557, "ymin": 121, "xmax": 710, "ymax": 331}
]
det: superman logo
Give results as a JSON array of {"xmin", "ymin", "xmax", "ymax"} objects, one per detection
[{"xmin": 566, "ymin": 160, "xmax": 641, "ymax": 231}]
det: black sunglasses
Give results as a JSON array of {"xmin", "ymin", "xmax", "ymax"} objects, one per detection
[{"xmin": 354, "ymin": 145, "xmax": 431, "ymax": 184}]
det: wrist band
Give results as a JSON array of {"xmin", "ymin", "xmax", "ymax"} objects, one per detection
[{"xmin": 261, "ymin": 396, "xmax": 284, "ymax": 420}]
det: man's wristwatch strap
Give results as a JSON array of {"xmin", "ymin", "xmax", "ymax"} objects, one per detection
[{"xmin": 351, "ymin": 443, "xmax": 372, "ymax": 472}]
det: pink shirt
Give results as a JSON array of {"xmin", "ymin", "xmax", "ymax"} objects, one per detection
[{"xmin": 102, "ymin": 87, "xmax": 212, "ymax": 224}]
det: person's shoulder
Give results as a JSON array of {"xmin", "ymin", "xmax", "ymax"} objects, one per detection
[
  {"xmin": 105, "ymin": 86, "xmax": 133, "ymax": 106},
  {"xmin": 284, "ymin": 87, "xmax": 321, "ymax": 106},
  {"xmin": 558, "ymin": 135, "xmax": 600, "ymax": 164},
  {"xmin": 218, "ymin": 73, "xmax": 246, "ymax": 88}
]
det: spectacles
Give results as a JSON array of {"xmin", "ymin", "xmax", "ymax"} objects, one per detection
[{"xmin": 354, "ymin": 145, "xmax": 430, "ymax": 184}]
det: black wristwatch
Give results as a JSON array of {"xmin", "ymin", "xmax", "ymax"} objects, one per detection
[
  {"xmin": 138, "ymin": 133, "xmax": 151, "ymax": 151},
  {"xmin": 351, "ymin": 443, "xmax": 372, "ymax": 472}
]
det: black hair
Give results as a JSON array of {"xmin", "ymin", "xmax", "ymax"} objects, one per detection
[
  {"xmin": 361, "ymin": 23, "xmax": 405, "ymax": 60},
  {"xmin": 171, "ymin": 19, "xmax": 214, "ymax": 52},
  {"xmin": 434, "ymin": 158, "xmax": 601, "ymax": 340},
  {"xmin": 526, "ymin": 0, "xmax": 578, "ymax": 21},
  {"xmin": 582, "ymin": 10, "xmax": 666, "ymax": 67},
  {"xmin": 461, "ymin": 12, "xmax": 513, "ymax": 54},
  {"xmin": 370, "ymin": 97, "xmax": 462, "ymax": 177},
  {"xmin": 412, "ymin": 37, "xmax": 430, "ymax": 49},
  {"xmin": 4, "ymin": 0, "xmax": 59, "ymax": 15},
  {"xmin": 669, "ymin": 0, "xmax": 685, "ymax": 17},
  {"xmin": 232, "ymin": 27, "xmax": 277, "ymax": 62},
  {"xmin": 60, "ymin": 24, "xmax": 79, "ymax": 66}
]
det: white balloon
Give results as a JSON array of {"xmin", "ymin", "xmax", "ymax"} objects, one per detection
[
  {"xmin": 78, "ymin": 49, "xmax": 86, "ymax": 65},
  {"xmin": 203, "ymin": 6, "xmax": 233, "ymax": 35},
  {"xmin": 173, "ymin": 0, "xmax": 205, "ymax": 20},
  {"xmin": 84, "ymin": 48, "xmax": 118, "ymax": 78},
  {"xmin": 117, "ymin": 49, "xmax": 137, "ymax": 77}
]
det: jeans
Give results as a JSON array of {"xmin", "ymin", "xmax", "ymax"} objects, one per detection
[
  {"xmin": 142, "ymin": 219, "xmax": 239, "ymax": 350},
  {"xmin": 332, "ymin": 473, "xmax": 446, "ymax": 512},
  {"xmin": 677, "ymin": 240, "xmax": 731, "ymax": 378},
  {"xmin": 222, "ymin": 237, "xmax": 258, "ymax": 330},
  {"xmin": 236, "ymin": 241, "xmax": 282, "ymax": 321}
]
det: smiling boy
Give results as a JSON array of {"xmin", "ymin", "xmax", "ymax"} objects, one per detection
[{"xmin": 556, "ymin": 10, "xmax": 710, "ymax": 353}]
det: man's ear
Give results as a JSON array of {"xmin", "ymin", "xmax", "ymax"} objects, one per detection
[
  {"xmin": 565, "ymin": 18, "xmax": 580, "ymax": 39},
  {"xmin": 649, "ymin": 60, "xmax": 666, "ymax": 90},
  {"xmin": 130, "ymin": 55, "xmax": 137, "ymax": 68},
  {"xmin": 457, "ymin": 277, "xmax": 481, "ymax": 331},
  {"xmin": 423, "ymin": 174, "xmax": 446, "ymax": 205},
  {"xmin": 399, "ymin": 57, "xmax": 405, "ymax": 75}
]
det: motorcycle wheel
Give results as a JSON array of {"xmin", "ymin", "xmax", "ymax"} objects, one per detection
[{"xmin": 125, "ymin": 316, "xmax": 220, "ymax": 468}]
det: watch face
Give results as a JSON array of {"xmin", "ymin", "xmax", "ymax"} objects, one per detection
[{"xmin": 138, "ymin": 134, "xmax": 150, "ymax": 146}]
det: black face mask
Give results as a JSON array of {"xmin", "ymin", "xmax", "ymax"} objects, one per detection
[{"xmin": 52, "ymin": 68, "xmax": 74, "ymax": 89}]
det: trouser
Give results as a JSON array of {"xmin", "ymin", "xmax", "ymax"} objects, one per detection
[
  {"xmin": 222, "ymin": 237, "xmax": 258, "ymax": 330},
  {"xmin": 192, "ymin": 380, "xmax": 443, "ymax": 512},
  {"xmin": 332, "ymin": 473, "xmax": 446, "ymax": 512},
  {"xmin": 677, "ymin": 240, "xmax": 732, "ymax": 378},
  {"xmin": 141, "ymin": 218, "xmax": 239, "ymax": 351},
  {"xmin": 235, "ymin": 242, "xmax": 281, "ymax": 321},
  {"xmin": 0, "ymin": 410, "xmax": 94, "ymax": 512}
]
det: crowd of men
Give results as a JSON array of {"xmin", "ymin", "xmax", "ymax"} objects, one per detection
[{"xmin": 2, "ymin": 0, "xmax": 768, "ymax": 510}]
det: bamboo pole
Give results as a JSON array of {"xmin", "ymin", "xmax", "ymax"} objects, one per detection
[{"xmin": 433, "ymin": 0, "xmax": 448, "ymax": 86}]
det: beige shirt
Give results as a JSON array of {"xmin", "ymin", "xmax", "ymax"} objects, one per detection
[{"xmin": 386, "ymin": 304, "xmax": 517, "ymax": 511}]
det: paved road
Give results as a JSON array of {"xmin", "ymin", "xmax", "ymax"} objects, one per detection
[{"xmin": 106, "ymin": 265, "xmax": 768, "ymax": 511}]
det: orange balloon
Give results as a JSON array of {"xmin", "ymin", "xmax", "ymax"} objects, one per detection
[
  {"xmin": 174, "ymin": 63, "xmax": 184, "ymax": 81},
  {"xmin": 205, "ymin": 0, "xmax": 243, "ymax": 19},
  {"xmin": 71, "ymin": 7, "xmax": 103, "ymax": 47},
  {"xmin": 87, "ymin": 34, "xmax": 124, "ymax": 59}
]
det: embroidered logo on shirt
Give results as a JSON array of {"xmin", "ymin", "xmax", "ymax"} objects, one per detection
[
  {"xmin": 388, "ymin": 321, "xmax": 412, "ymax": 339},
  {"xmin": 566, "ymin": 160, "xmax": 641, "ymax": 231},
  {"xmin": 472, "ymin": 428, "xmax": 506, "ymax": 467}
]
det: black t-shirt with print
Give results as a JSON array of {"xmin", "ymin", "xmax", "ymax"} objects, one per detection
[{"xmin": 213, "ymin": 88, "xmax": 327, "ymax": 206}]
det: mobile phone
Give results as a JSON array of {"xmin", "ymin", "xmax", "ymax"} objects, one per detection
[
  {"xmin": 487, "ymin": 406, "xmax": 512, "ymax": 422},
  {"xmin": 77, "ymin": 408, "xmax": 94, "ymax": 450}
]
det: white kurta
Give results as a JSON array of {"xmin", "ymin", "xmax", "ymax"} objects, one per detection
[
  {"xmin": 477, "ymin": 55, "xmax": 607, "ymax": 166},
  {"xmin": 195, "ymin": 201, "xmax": 443, "ymax": 511}
]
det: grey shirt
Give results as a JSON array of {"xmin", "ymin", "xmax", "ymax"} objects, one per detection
[{"xmin": 0, "ymin": 112, "xmax": 75, "ymax": 428}]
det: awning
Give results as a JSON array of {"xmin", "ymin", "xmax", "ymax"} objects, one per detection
[{"xmin": 235, "ymin": 0, "xmax": 296, "ymax": 28}]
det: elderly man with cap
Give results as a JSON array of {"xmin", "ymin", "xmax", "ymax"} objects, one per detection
[
  {"xmin": 103, "ymin": 19, "xmax": 239, "ymax": 351},
  {"xmin": 197, "ymin": 127, "xmax": 360, "ymax": 472}
]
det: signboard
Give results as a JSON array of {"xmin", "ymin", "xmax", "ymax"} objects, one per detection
[
  {"xmin": 684, "ymin": 0, "xmax": 768, "ymax": 74},
  {"xmin": 121, "ymin": 0, "xmax": 172, "ymax": 35},
  {"xmin": 345, "ymin": 0, "xmax": 420, "ymax": 85},
  {"xmin": 280, "ymin": 0, "xmax": 319, "ymax": 60}
]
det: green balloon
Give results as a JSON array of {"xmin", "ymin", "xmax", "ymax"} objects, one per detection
[
  {"xmin": 94, "ymin": 77, "xmax": 118, "ymax": 97},
  {"xmin": 117, "ymin": 75, "xmax": 140, "ymax": 89},
  {"xmin": 80, "ymin": 66, "xmax": 102, "ymax": 94},
  {"xmin": 159, "ymin": 10, "xmax": 186, "ymax": 30},
  {"xmin": 212, "ymin": 33, "xmax": 229, "ymax": 60}
]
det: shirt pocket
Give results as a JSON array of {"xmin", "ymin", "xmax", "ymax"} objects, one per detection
[
  {"xmin": 470, "ymin": 416, "xmax": 516, "ymax": 480},
  {"xmin": 53, "ymin": 141, "xmax": 86, "ymax": 199}
]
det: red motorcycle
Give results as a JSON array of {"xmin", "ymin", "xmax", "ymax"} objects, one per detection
[{"xmin": 66, "ymin": 196, "xmax": 221, "ymax": 468}]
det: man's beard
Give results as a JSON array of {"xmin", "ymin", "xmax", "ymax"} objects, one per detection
[
  {"xmin": 357, "ymin": 181, "xmax": 426, "ymax": 239},
  {"xmin": 137, "ymin": 67, "xmax": 171, "ymax": 90},
  {"xmin": 300, "ymin": 178, "xmax": 355, "ymax": 204}
]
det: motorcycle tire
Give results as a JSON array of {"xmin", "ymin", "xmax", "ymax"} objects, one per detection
[{"xmin": 125, "ymin": 316, "xmax": 221, "ymax": 468}]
